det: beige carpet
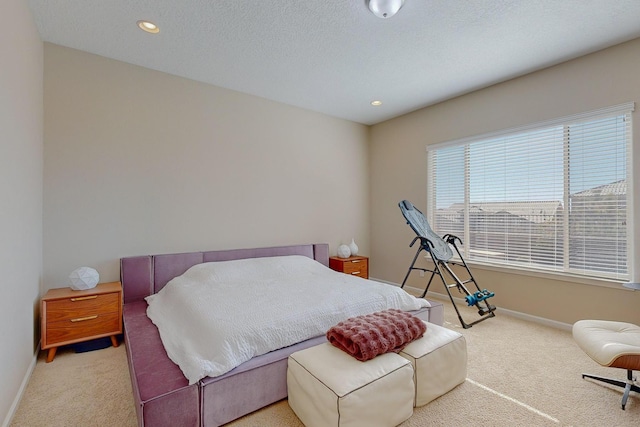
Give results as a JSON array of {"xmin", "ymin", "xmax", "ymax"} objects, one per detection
[{"xmin": 10, "ymin": 298, "xmax": 639, "ymax": 426}]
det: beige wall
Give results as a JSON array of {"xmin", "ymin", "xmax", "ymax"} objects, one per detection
[
  {"xmin": 0, "ymin": 0, "xmax": 43, "ymax": 424},
  {"xmin": 371, "ymin": 38, "xmax": 640, "ymax": 325},
  {"xmin": 43, "ymin": 44, "xmax": 370, "ymax": 290}
]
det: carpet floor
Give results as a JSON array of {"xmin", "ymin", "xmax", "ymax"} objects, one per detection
[{"xmin": 10, "ymin": 297, "xmax": 639, "ymax": 426}]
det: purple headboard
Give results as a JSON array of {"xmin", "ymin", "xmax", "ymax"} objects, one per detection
[{"xmin": 120, "ymin": 243, "xmax": 330, "ymax": 304}]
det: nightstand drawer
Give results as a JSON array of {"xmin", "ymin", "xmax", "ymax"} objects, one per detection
[
  {"xmin": 341, "ymin": 259, "xmax": 367, "ymax": 274},
  {"xmin": 45, "ymin": 312, "xmax": 120, "ymax": 345},
  {"xmin": 45, "ymin": 292, "xmax": 120, "ymax": 322},
  {"xmin": 346, "ymin": 269, "xmax": 368, "ymax": 278}
]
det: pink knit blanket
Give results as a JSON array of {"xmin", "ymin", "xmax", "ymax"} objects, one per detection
[{"xmin": 326, "ymin": 309, "xmax": 427, "ymax": 361}]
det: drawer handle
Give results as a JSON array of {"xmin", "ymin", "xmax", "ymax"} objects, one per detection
[
  {"xmin": 70, "ymin": 315, "xmax": 98, "ymax": 322},
  {"xmin": 350, "ymin": 260, "xmax": 361, "ymax": 263},
  {"xmin": 70, "ymin": 295, "xmax": 98, "ymax": 302},
  {"xmin": 351, "ymin": 271, "xmax": 361, "ymax": 275}
]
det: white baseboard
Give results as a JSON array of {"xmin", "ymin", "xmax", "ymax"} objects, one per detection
[
  {"xmin": 2, "ymin": 344, "xmax": 39, "ymax": 427},
  {"xmin": 371, "ymin": 277, "xmax": 573, "ymax": 332}
]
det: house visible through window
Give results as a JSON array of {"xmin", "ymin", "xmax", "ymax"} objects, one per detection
[{"xmin": 427, "ymin": 103, "xmax": 633, "ymax": 281}]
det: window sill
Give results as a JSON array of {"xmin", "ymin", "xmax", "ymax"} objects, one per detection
[{"xmin": 460, "ymin": 260, "xmax": 630, "ymax": 291}]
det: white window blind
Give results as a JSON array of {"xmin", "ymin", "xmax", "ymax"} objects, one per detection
[{"xmin": 427, "ymin": 103, "xmax": 633, "ymax": 281}]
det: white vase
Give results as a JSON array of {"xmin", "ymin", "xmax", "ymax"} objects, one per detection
[
  {"xmin": 348, "ymin": 238, "xmax": 359, "ymax": 256},
  {"xmin": 337, "ymin": 244, "xmax": 351, "ymax": 259}
]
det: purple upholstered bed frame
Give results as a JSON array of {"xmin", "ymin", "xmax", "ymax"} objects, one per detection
[{"xmin": 120, "ymin": 243, "xmax": 444, "ymax": 427}]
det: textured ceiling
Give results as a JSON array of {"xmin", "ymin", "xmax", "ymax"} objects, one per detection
[{"xmin": 28, "ymin": 0, "xmax": 640, "ymax": 125}]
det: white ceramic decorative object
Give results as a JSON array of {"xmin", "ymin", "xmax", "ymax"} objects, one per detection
[
  {"xmin": 337, "ymin": 244, "xmax": 351, "ymax": 259},
  {"xmin": 348, "ymin": 238, "xmax": 359, "ymax": 256},
  {"xmin": 69, "ymin": 267, "xmax": 100, "ymax": 290}
]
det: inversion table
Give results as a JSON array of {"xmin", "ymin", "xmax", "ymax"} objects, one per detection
[{"xmin": 399, "ymin": 200, "xmax": 496, "ymax": 328}]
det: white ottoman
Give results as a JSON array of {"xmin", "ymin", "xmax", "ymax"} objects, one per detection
[
  {"xmin": 287, "ymin": 342, "xmax": 414, "ymax": 427},
  {"xmin": 399, "ymin": 322, "xmax": 467, "ymax": 406}
]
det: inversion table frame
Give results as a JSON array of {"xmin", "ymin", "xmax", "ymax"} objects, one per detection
[{"xmin": 399, "ymin": 200, "xmax": 496, "ymax": 329}]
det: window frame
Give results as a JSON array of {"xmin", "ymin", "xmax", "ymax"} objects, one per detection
[{"xmin": 426, "ymin": 102, "xmax": 635, "ymax": 283}]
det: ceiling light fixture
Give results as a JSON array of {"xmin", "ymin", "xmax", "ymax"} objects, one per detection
[
  {"xmin": 371, "ymin": 100, "xmax": 383, "ymax": 106},
  {"xmin": 137, "ymin": 20, "xmax": 159, "ymax": 34},
  {"xmin": 367, "ymin": 0, "xmax": 405, "ymax": 19}
]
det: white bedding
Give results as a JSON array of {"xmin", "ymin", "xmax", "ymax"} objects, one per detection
[{"xmin": 145, "ymin": 255, "xmax": 429, "ymax": 384}]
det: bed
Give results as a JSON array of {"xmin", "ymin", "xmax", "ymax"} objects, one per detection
[{"xmin": 120, "ymin": 243, "xmax": 444, "ymax": 427}]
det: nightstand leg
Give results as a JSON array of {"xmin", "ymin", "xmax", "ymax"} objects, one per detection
[
  {"xmin": 46, "ymin": 347, "xmax": 57, "ymax": 363},
  {"xmin": 110, "ymin": 335, "xmax": 119, "ymax": 348}
]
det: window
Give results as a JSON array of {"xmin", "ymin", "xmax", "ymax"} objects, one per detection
[{"xmin": 427, "ymin": 103, "xmax": 633, "ymax": 281}]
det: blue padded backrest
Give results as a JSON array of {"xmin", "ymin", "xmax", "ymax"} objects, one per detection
[{"xmin": 399, "ymin": 200, "xmax": 453, "ymax": 262}]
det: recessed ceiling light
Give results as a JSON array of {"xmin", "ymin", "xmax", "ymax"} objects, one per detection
[
  {"xmin": 371, "ymin": 100, "xmax": 383, "ymax": 106},
  {"xmin": 137, "ymin": 20, "xmax": 159, "ymax": 34}
]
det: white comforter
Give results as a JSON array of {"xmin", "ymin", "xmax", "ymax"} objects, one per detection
[{"xmin": 145, "ymin": 255, "xmax": 429, "ymax": 384}]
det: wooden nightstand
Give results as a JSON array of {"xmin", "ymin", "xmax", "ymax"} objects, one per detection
[
  {"xmin": 329, "ymin": 256, "xmax": 369, "ymax": 279},
  {"xmin": 41, "ymin": 281, "xmax": 123, "ymax": 362}
]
